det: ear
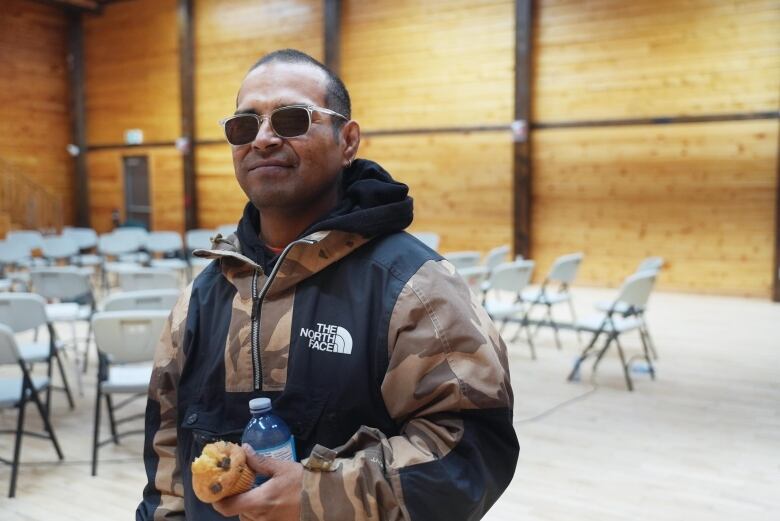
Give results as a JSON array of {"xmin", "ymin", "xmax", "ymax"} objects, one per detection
[{"xmin": 340, "ymin": 120, "xmax": 361, "ymax": 167}]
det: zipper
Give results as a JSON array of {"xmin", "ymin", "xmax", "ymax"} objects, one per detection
[{"xmin": 249, "ymin": 237, "xmax": 318, "ymax": 391}]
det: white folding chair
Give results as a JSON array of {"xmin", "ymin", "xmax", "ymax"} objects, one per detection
[
  {"xmin": 445, "ymin": 251, "xmax": 482, "ymax": 272},
  {"xmin": 62, "ymin": 227, "xmax": 100, "ymax": 267},
  {"xmin": 568, "ymin": 271, "xmax": 658, "ymax": 391},
  {"xmin": 483, "ymin": 245, "xmax": 511, "ymax": 272},
  {"xmin": 483, "ymin": 260, "xmax": 537, "ymax": 359},
  {"xmin": 117, "ymin": 267, "xmax": 180, "ymax": 292},
  {"xmin": 0, "ymin": 324, "xmax": 64, "ymax": 497},
  {"xmin": 147, "ymin": 231, "xmax": 188, "ymax": 277},
  {"xmin": 40, "ymin": 236, "xmax": 80, "ymax": 265},
  {"xmin": 0, "ymin": 240, "xmax": 33, "ymax": 290},
  {"xmin": 521, "ymin": 252, "xmax": 584, "ymax": 349},
  {"xmin": 0, "ymin": 293, "xmax": 75, "ymax": 412},
  {"xmin": 458, "ymin": 265, "xmax": 490, "ymax": 297},
  {"xmin": 99, "ymin": 232, "xmax": 146, "ymax": 288},
  {"xmin": 185, "ymin": 229, "xmax": 215, "ymax": 276},
  {"xmin": 216, "ymin": 224, "xmax": 237, "ymax": 238},
  {"xmin": 410, "ymin": 232, "xmax": 440, "ymax": 251},
  {"xmin": 90, "ymin": 310, "xmax": 168, "ymax": 475},
  {"xmin": 102, "ymin": 289, "xmax": 180, "ymax": 312}
]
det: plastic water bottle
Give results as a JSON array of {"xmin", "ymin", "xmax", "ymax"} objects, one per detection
[{"xmin": 241, "ymin": 397, "xmax": 297, "ymax": 485}]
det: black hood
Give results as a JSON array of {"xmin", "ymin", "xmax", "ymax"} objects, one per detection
[{"xmin": 236, "ymin": 159, "xmax": 413, "ymax": 267}]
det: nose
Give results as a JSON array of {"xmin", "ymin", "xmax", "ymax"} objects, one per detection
[{"xmin": 252, "ymin": 116, "xmax": 282, "ymax": 150}]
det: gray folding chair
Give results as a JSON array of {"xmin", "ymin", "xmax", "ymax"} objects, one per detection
[
  {"xmin": 62, "ymin": 227, "xmax": 101, "ymax": 268},
  {"xmin": 567, "ymin": 271, "xmax": 658, "ymax": 391},
  {"xmin": 0, "ymin": 240, "xmax": 32, "ymax": 290},
  {"xmin": 5, "ymin": 231, "xmax": 45, "ymax": 269},
  {"xmin": 0, "ymin": 293, "xmax": 75, "ymax": 412},
  {"xmin": 521, "ymin": 252, "xmax": 584, "ymax": 349},
  {"xmin": 458, "ymin": 265, "xmax": 490, "ymax": 297},
  {"xmin": 117, "ymin": 267, "xmax": 180, "ymax": 292},
  {"xmin": 0, "ymin": 324, "xmax": 64, "ymax": 497},
  {"xmin": 147, "ymin": 231, "xmax": 188, "ymax": 274},
  {"xmin": 483, "ymin": 245, "xmax": 511, "ymax": 273},
  {"xmin": 91, "ymin": 310, "xmax": 168, "ymax": 475},
  {"xmin": 185, "ymin": 229, "xmax": 215, "ymax": 275},
  {"xmin": 483, "ymin": 260, "xmax": 537, "ymax": 359},
  {"xmin": 445, "ymin": 251, "xmax": 482, "ymax": 272},
  {"xmin": 99, "ymin": 232, "xmax": 147, "ymax": 289},
  {"xmin": 102, "ymin": 289, "xmax": 180, "ymax": 312},
  {"xmin": 411, "ymin": 232, "xmax": 440, "ymax": 251}
]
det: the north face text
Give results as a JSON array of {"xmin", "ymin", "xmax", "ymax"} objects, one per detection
[{"xmin": 299, "ymin": 323, "xmax": 353, "ymax": 354}]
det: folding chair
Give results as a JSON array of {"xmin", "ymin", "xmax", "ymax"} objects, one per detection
[
  {"xmin": 30, "ymin": 267, "xmax": 96, "ymax": 391},
  {"xmin": 98, "ymin": 232, "xmax": 147, "ymax": 289},
  {"xmin": 483, "ymin": 260, "xmax": 536, "ymax": 359},
  {"xmin": 567, "ymin": 271, "xmax": 658, "ymax": 391},
  {"xmin": 185, "ymin": 229, "xmax": 215, "ymax": 276},
  {"xmin": 483, "ymin": 245, "xmax": 511, "ymax": 273},
  {"xmin": 216, "ymin": 224, "xmax": 237, "ymax": 238},
  {"xmin": 521, "ymin": 252, "xmax": 584, "ymax": 349},
  {"xmin": 147, "ymin": 231, "xmax": 188, "ymax": 274},
  {"xmin": 411, "ymin": 232, "xmax": 440, "ymax": 251},
  {"xmin": 458, "ymin": 265, "xmax": 490, "ymax": 297},
  {"xmin": 444, "ymin": 251, "xmax": 482, "ymax": 271},
  {"xmin": 102, "ymin": 289, "xmax": 180, "ymax": 312},
  {"xmin": 0, "ymin": 293, "xmax": 75, "ymax": 412},
  {"xmin": 91, "ymin": 310, "xmax": 168, "ymax": 475},
  {"xmin": 4, "ymin": 231, "xmax": 45, "ymax": 269},
  {"xmin": 0, "ymin": 240, "xmax": 32, "ymax": 290},
  {"xmin": 62, "ymin": 227, "xmax": 101, "ymax": 268},
  {"xmin": 0, "ymin": 324, "xmax": 64, "ymax": 497},
  {"xmin": 594, "ymin": 257, "xmax": 664, "ymax": 359},
  {"xmin": 117, "ymin": 267, "xmax": 180, "ymax": 292},
  {"xmin": 40, "ymin": 236, "xmax": 80, "ymax": 266}
]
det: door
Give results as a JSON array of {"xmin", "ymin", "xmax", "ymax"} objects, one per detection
[{"xmin": 123, "ymin": 155, "xmax": 151, "ymax": 229}]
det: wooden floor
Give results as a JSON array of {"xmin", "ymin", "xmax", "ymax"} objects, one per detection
[{"xmin": 0, "ymin": 287, "xmax": 778, "ymax": 520}]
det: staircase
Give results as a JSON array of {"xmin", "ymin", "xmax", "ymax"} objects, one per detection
[{"xmin": 0, "ymin": 160, "xmax": 63, "ymax": 238}]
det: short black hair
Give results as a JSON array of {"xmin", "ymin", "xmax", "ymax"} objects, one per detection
[{"xmin": 249, "ymin": 49, "xmax": 351, "ymax": 126}]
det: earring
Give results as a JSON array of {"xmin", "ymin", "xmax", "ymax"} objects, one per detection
[{"xmin": 345, "ymin": 159, "xmax": 353, "ymax": 168}]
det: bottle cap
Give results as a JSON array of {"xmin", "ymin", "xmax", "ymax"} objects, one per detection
[{"xmin": 249, "ymin": 397, "xmax": 272, "ymax": 414}]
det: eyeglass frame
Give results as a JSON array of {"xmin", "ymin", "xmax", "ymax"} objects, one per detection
[{"xmin": 218, "ymin": 104, "xmax": 349, "ymax": 144}]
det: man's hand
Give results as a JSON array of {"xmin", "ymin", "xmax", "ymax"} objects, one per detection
[{"xmin": 213, "ymin": 444, "xmax": 303, "ymax": 521}]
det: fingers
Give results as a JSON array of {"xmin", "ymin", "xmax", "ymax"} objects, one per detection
[
  {"xmin": 213, "ymin": 486, "xmax": 264, "ymax": 518},
  {"xmin": 242, "ymin": 444, "xmax": 289, "ymax": 476}
]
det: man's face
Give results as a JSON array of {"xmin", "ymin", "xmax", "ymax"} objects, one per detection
[{"xmin": 232, "ymin": 61, "xmax": 346, "ymax": 212}]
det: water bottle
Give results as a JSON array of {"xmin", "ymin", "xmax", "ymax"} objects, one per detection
[{"xmin": 241, "ymin": 397, "xmax": 297, "ymax": 485}]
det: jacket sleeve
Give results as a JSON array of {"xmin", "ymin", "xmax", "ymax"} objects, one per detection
[
  {"xmin": 136, "ymin": 285, "xmax": 193, "ymax": 521},
  {"xmin": 300, "ymin": 259, "xmax": 519, "ymax": 521}
]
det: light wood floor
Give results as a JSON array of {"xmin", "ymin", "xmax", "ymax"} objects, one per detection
[{"xmin": 0, "ymin": 287, "xmax": 778, "ymax": 520}]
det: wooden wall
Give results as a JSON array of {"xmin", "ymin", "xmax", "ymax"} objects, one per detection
[
  {"xmin": 341, "ymin": 0, "xmax": 515, "ymax": 253},
  {"xmin": 82, "ymin": 0, "xmax": 183, "ymax": 234},
  {"xmin": 532, "ymin": 0, "xmax": 780, "ymax": 297},
  {"xmin": 0, "ymin": 0, "xmax": 73, "ymax": 231}
]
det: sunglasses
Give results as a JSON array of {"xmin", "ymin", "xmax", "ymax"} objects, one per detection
[{"xmin": 219, "ymin": 104, "xmax": 348, "ymax": 145}]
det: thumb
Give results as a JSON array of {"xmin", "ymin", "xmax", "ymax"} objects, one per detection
[{"xmin": 242, "ymin": 443, "xmax": 286, "ymax": 476}]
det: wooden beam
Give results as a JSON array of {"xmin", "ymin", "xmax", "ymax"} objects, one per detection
[
  {"xmin": 324, "ymin": 0, "xmax": 341, "ymax": 74},
  {"xmin": 67, "ymin": 10, "xmax": 90, "ymax": 227},
  {"xmin": 43, "ymin": 0, "xmax": 100, "ymax": 11},
  {"xmin": 774, "ymin": 118, "xmax": 780, "ymax": 302},
  {"xmin": 513, "ymin": 0, "xmax": 533, "ymax": 259},
  {"xmin": 178, "ymin": 0, "xmax": 198, "ymax": 230}
]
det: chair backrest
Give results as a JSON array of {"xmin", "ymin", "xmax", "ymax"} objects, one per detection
[
  {"xmin": 410, "ymin": 232, "xmax": 440, "ymax": 251},
  {"xmin": 458, "ymin": 265, "xmax": 490, "ymax": 295},
  {"xmin": 484, "ymin": 245, "xmax": 510, "ymax": 271},
  {"xmin": 62, "ymin": 227, "xmax": 98, "ymax": 249},
  {"xmin": 0, "ymin": 293, "xmax": 49, "ymax": 333},
  {"xmin": 41, "ymin": 236, "xmax": 80, "ymax": 260},
  {"xmin": 98, "ymin": 232, "xmax": 143, "ymax": 256},
  {"xmin": 0, "ymin": 324, "xmax": 22, "ymax": 366},
  {"xmin": 112, "ymin": 227, "xmax": 149, "ymax": 245},
  {"xmin": 445, "ymin": 251, "xmax": 482, "ymax": 271},
  {"xmin": 488, "ymin": 260, "xmax": 535, "ymax": 294},
  {"xmin": 637, "ymin": 256, "xmax": 664, "ymax": 273},
  {"xmin": 92, "ymin": 310, "xmax": 169, "ymax": 364},
  {"xmin": 216, "ymin": 224, "xmax": 237, "ymax": 238},
  {"xmin": 614, "ymin": 271, "xmax": 657, "ymax": 311},
  {"xmin": 102, "ymin": 289, "xmax": 180, "ymax": 312},
  {"xmin": 117, "ymin": 268, "xmax": 180, "ymax": 291},
  {"xmin": 185, "ymin": 229, "xmax": 214, "ymax": 251},
  {"xmin": 546, "ymin": 252, "xmax": 584, "ymax": 285},
  {"xmin": 146, "ymin": 231, "xmax": 183, "ymax": 254},
  {"xmin": 30, "ymin": 267, "xmax": 93, "ymax": 301},
  {"xmin": 6, "ymin": 231, "xmax": 44, "ymax": 251},
  {"xmin": 0, "ymin": 240, "xmax": 31, "ymax": 265}
]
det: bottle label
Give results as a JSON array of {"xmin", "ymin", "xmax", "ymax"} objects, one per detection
[{"xmin": 255, "ymin": 436, "xmax": 297, "ymax": 462}]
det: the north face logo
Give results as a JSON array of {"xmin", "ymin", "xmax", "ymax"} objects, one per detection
[{"xmin": 299, "ymin": 323, "xmax": 353, "ymax": 354}]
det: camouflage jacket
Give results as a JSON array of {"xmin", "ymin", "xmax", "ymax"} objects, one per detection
[{"xmin": 136, "ymin": 228, "xmax": 519, "ymax": 521}]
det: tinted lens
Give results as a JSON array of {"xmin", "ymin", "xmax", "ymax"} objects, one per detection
[
  {"xmin": 224, "ymin": 115, "xmax": 259, "ymax": 145},
  {"xmin": 271, "ymin": 106, "xmax": 310, "ymax": 138}
]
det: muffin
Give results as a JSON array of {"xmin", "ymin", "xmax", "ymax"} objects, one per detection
[{"xmin": 191, "ymin": 441, "xmax": 256, "ymax": 503}]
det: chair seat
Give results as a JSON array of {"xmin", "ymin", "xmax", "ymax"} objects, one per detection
[
  {"xmin": 72, "ymin": 254, "xmax": 102, "ymax": 266},
  {"xmin": 0, "ymin": 377, "xmax": 50, "ymax": 408},
  {"xmin": 150, "ymin": 258, "xmax": 188, "ymax": 270},
  {"xmin": 101, "ymin": 364, "xmax": 153, "ymax": 394},
  {"xmin": 577, "ymin": 314, "xmax": 643, "ymax": 334},
  {"xmin": 8, "ymin": 272, "xmax": 30, "ymax": 284},
  {"xmin": 18, "ymin": 342, "xmax": 51, "ymax": 364},
  {"xmin": 46, "ymin": 302, "xmax": 92, "ymax": 322},
  {"xmin": 521, "ymin": 288, "xmax": 571, "ymax": 305},
  {"xmin": 484, "ymin": 300, "xmax": 525, "ymax": 320},
  {"xmin": 118, "ymin": 252, "xmax": 151, "ymax": 264},
  {"xmin": 594, "ymin": 300, "xmax": 645, "ymax": 314},
  {"xmin": 104, "ymin": 262, "xmax": 144, "ymax": 273},
  {"xmin": 0, "ymin": 279, "xmax": 10, "ymax": 291}
]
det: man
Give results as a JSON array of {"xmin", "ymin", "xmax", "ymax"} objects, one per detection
[{"xmin": 137, "ymin": 49, "xmax": 518, "ymax": 521}]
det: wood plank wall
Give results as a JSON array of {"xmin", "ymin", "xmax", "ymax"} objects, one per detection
[
  {"xmin": 341, "ymin": 0, "xmax": 515, "ymax": 253},
  {"xmin": 532, "ymin": 0, "xmax": 780, "ymax": 297},
  {"xmin": 82, "ymin": 0, "xmax": 183, "ymax": 234},
  {"xmin": 0, "ymin": 0, "xmax": 73, "ymax": 231}
]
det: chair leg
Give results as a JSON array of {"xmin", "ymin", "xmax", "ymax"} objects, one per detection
[
  {"xmin": 638, "ymin": 327, "xmax": 656, "ymax": 380},
  {"xmin": 106, "ymin": 394, "xmax": 120, "ymax": 444},
  {"xmin": 567, "ymin": 297, "xmax": 583, "ymax": 347},
  {"xmin": 92, "ymin": 381, "xmax": 102, "ymax": 476},
  {"xmin": 53, "ymin": 349, "xmax": 75, "ymax": 410},
  {"xmin": 547, "ymin": 306, "xmax": 562, "ymax": 350},
  {"xmin": 29, "ymin": 383, "xmax": 64, "ymax": 460},
  {"xmin": 567, "ymin": 329, "xmax": 602, "ymax": 381},
  {"xmin": 614, "ymin": 336, "xmax": 634, "ymax": 391},
  {"xmin": 9, "ymin": 394, "xmax": 27, "ymax": 498},
  {"xmin": 641, "ymin": 316, "xmax": 658, "ymax": 360}
]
